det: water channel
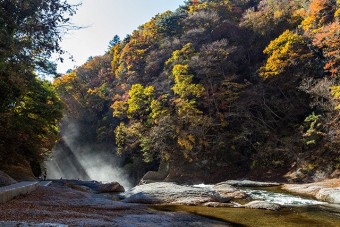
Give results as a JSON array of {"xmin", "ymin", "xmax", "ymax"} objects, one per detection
[{"xmin": 153, "ymin": 184, "xmax": 340, "ymax": 226}]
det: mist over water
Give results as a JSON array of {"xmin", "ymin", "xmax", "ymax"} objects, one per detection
[{"xmin": 45, "ymin": 118, "xmax": 132, "ymax": 189}]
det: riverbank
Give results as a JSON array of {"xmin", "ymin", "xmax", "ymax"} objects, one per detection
[
  {"xmin": 0, "ymin": 181, "xmax": 228, "ymax": 226},
  {"xmin": 283, "ymin": 178, "xmax": 340, "ymax": 203},
  {"xmin": 0, "ymin": 179, "xmax": 340, "ymax": 226},
  {"xmin": 152, "ymin": 204, "xmax": 340, "ymax": 227}
]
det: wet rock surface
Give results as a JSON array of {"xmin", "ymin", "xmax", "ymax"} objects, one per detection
[
  {"xmin": 221, "ymin": 180, "xmax": 282, "ymax": 187},
  {"xmin": 0, "ymin": 181, "xmax": 229, "ymax": 226},
  {"xmin": 0, "ymin": 222, "xmax": 66, "ymax": 227},
  {"xmin": 97, "ymin": 181, "xmax": 125, "ymax": 193},
  {"xmin": 283, "ymin": 179, "xmax": 340, "ymax": 204},
  {"xmin": 243, "ymin": 200, "xmax": 281, "ymax": 211},
  {"xmin": 2, "ymin": 179, "xmax": 339, "ymax": 225},
  {"xmin": 122, "ymin": 182, "xmax": 230, "ymax": 205},
  {"xmin": 213, "ymin": 183, "xmax": 247, "ymax": 199}
]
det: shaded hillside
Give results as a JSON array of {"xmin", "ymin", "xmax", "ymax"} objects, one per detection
[
  {"xmin": 55, "ymin": 0, "xmax": 340, "ymax": 183},
  {"xmin": 0, "ymin": 0, "xmax": 76, "ymax": 178}
]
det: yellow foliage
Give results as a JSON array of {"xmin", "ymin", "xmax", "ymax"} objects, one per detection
[
  {"xmin": 150, "ymin": 99, "xmax": 169, "ymax": 123},
  {"xmin": 53, "ymin": 72, "xmax": 77, "ymax": 88},
  {"xmin": 111, "ymin": 44, "xmax": 121, "ymax": 75},
  {"xmin": 172, "ymin": 64, "xmax": 204, "ymax": 98},
  {"xmin": 111, "ymin": 100, "xmax": 128, "ymax": 118},
  {"xmin": 87, "ymin": 88, "xmax": 95, "ymax": 94},
  {"xmin": 177, "ymin": 134, "xmax": 195, "ymax": 151},
  {"xmin": 166, "ymin": 43, "xmax": 195, "ymax": 67},
  {"xmin": 260, "ymin": 30, "xmax": 311, "ymax": 78},
  {"xmin": 188, "ymin": 0, "xmax": 235, "ymax": 15},
  {"xmin": 301, "ymin": 0, "xmax": 336, "ymax": 32},
  {"xmin": 127, "ymin": 84, "xmax": 155, "ymax": 118},
  {"xmin": 331, "ymin": 86, "xmax": 340, "ymax": 110},
  {"xmin": 174, "ymin": 98, "xmax": 202, "ymax": 118},
  {"xmin": 334, "ymin": 0, "xmax": 340, "ymax": 18},
  {"xmin": 273, "ymin": 10, "xmax": 284, "ymax": 20}
]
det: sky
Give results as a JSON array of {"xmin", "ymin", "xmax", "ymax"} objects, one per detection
[{"xmin": 56, "ymin": 0, "xmax": 185, "ymax": 74}]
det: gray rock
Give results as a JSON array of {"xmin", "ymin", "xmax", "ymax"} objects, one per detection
[
  {"xmin": 140, "ymin": 161, "xmax": 169, "ymax": 184},
  {"xmin": 122, "ymin": 182, "xmax": 230, "ymax": 205},
  {"xmin": 202, "ymin": 202, "xmax": 234, "ymax": 207},
  {"xmin": 0, "ymin": 171, "xmax": 17, "ymax": 187},
  {"xmin": 316, "ymin": 188, "xmax": 340, "ymax": 204},
  {"xmin": 122, "ymin": 192, "xmax": 160, "ymax": 204},
  {"xmin": 0, "ymin": 221, "xmax": 66, "ymax": 227},
  {"xmin": 220, "ymin": 180, "xmax": 281, "ymax": 187},
  {"xmin": 244, "ymin": 200, "xmax": 281, "ymax": 211},
  {"xmin": 213, "ymin": 183, "xmax": 247, "ymax": 199},
  {"xmin": 97, "ymin": 182, "xmax": 125, "ymax": 193},
  {"xmin": 283, "ymin": 179, "xmax": 340, "ymax": 204}
]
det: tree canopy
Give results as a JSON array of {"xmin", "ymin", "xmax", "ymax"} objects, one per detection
[
  {"xmin": 0, "ymin": 0, "xmax": 77, "ymax": 175},
  {"xmin": 50, "ymin": 0, "xmax": 340, "ymax": 182}
]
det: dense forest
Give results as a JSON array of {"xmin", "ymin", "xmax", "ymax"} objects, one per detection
[
  {"xmin": 0, "ymin": 0, "xmax": 77, "ymax": 178},
  {"xmin": 1, "ymin": 0, "xmax": 339, "ymax": 183}
]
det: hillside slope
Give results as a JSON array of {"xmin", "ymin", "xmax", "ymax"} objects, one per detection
[{"xmin": 54, "ymin": 0, "xmax": 340, "ymax": 183}]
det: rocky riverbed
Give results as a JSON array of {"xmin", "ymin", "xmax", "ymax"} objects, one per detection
[
  {"xmin": 0, "ymin": 179, "xmax": 339, "ymax": 226},
  {"xmin": 0, "ymin": 181, "xmax": 228, "ymax": 226}
]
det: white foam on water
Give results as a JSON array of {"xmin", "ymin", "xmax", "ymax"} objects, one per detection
[
  {"xmin": 241, "ymin": 189, "xmax": 326, "ymax": 206},
  {"xmin": 192, "ymin": 183, "xmax": 214, "ymax": 189}
]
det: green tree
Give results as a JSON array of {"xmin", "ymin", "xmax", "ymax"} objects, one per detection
[
  {"xmin": 127, "ymin": 84, "xmax": 155, "ymax": 118},
  {"xmin": 0, "ymin": 0, "xmax": 77, "ymax": 171},
  {"xmin": 108, "ymin": 35, "xmax": 121, "ymax": 49}
]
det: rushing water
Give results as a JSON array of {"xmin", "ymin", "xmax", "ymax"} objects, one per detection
[
  {"xmin": 193, "ymin": 183, "xmax": 326, "ymax": 206},
  {"xmin": 240, "ymin": 188, "xmax": 326, "ymax": 206},
  {"xmin": 155, "ymin": 184, "xmax": 340, "ymax": 226}
]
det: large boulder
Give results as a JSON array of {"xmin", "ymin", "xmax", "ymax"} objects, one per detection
[
  {"xmin": 0, "ymin": 171, "xmax": 17, "ymax": 186},
  {"xmin": 139, "ymin": 161, "xmax": 169, "ymax": 185},
  {"xmin": 122, "ymin": 182, "xmax": 230, "ymax": 205},
  {"xmin": 97, "ymin": 182, "xmax": 125, "ymax": 193},
  {"xmin": 316, "ymin": 188, "xmax": 340, "ymax": 204},
  {"xmin": 244, "ymin": 200, "xmax": 281, "ymax": 211},
  {"xmin": 213, "ymin": 183, "xmax": 247, "ymax": 199}
]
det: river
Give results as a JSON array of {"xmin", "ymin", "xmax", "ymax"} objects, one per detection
[{"xmin": 152, "ymin": 184, "xmax": 340, "ymax": 226}]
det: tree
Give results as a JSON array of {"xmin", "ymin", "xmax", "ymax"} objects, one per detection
[
  {"xmin": 0, "ymin": 0, "xmax": 77, "ymax": 170},
  {"xmin": 301, "ymin": 0, "xmax": 337, "ymax": 32},
  {"xmin": 0, "ymin": 0, "xmax": 77, "ymax": 74},
  {"xmin": 312, "ymin": 22, "xmax": 340, "ymax": 77},
  {"xmin": 0, "ymin": 0, "xmax": 77, "ymax": 112},
  {"xmin": 127, "ymin": 84, "xmax": 155, "ymax": 119},
  {"xmin": 156, "ymin": 11, "xmax": 184, "ymax": 37},
  {"xmin": 259, "ymin": 30, "xmax": 313, "ymax": 79},
  {"xmin": 108, "ymin": 35, "xmax": 121, "ymax": 49},
  {"xmin": 241, "ymin": 0, "xmax": 306, "ymax": 37},
  {"xmin": 331, "ymin": 86, "xmax": 340, "ymax": 110}
]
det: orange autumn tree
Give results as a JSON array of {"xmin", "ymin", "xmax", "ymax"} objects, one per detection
[
  {"xmin": 313, "ymin": 22, "xmax": 340, "ymax": 77},
  {"xmin": 301, "ymin": 0, "xmax": 337, "ymax": 32}
]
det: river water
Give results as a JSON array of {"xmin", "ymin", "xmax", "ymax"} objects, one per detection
[{"xmin": 154, "ymin": 184, "xmax": 340, "ymax": 226}]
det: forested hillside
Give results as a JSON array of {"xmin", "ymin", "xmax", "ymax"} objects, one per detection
[
  {"xmin": 0, "ymin": 0, "xmax": 77, "ymax": 179},
  {"xmin": 3, "ymin": 0, "xmax": 338, "ymax": 183},
  {"xmin": 55, "ymin": 0, "xmax": 340, "ymax": 183}
]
